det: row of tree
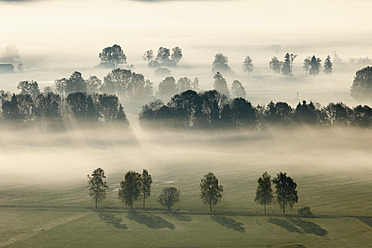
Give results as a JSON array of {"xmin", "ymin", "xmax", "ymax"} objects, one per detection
[
  {"xmin": 88, "ymin": 168, "xmax": 298, "ymax": 214},
  {"xmin": 139, "ymin": 90, "xmax": 372, "ymax": 129},
  {"xmin": 0, "ymin": 91, "xmax": 128, "ymax": 124}
]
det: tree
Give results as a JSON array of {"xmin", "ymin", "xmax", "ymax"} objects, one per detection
[
  {"xmin": 87, "ymin": 168, "xmax": 109, "ymax": 209},
  {"xmin": 55, "ymin": 71, "xmax": 87, "ymax": 96},
  {"xmin": 2, "ymin": 94, "xmax": 21, "ymax": 121},
  {"xmin": 140, "ymin": 169, "xmax": 153, "ymax": 209},
  {"xmin": 254, "ymin": 172, "xmax": 274, "ymax": 214},
  {"xmin": 86, "ymin": 76, "xmax": 102, "ymax": 94},
  {"xmin": 231, "ymin": 80, "xmax": 246, "ymax": 98},
  {"xmin": 282, "ymin": 53, "xmax": 297, "ymax": 77},
  {"xmin": 171, "ymin": 47, "xmax": 183, "ymax": 64},
  {"xmin": 242, "ymin": 55, "xmax": 254, "ymax": 75},
  {"xmin": 272, "ymin": 172, "xmax": 298, "ymax": 214},
  {"xmin": 350, "ymin": 66, "xmax": 372, "ymax": 99},
  {"xmin": 200, "ymin": 172, "xmax": 223, "ymax": 212},
  {"xmin": 309, "ymin": 56, "xmax": 321, "ymax": 76},
  {"xmin": 192, "ymin": 77, "xmax": 200, "ymax": 91},
  {"xmin": 158, "ymin": 76, "xmax": 177, "ymax": 99},
  {"xmin": 99, "ymin": 44, "xmax": 127, "ymax": 67},
  {"xmin": 269, "ymin": 56, "xmax": 281, "ymax": 76},
  {"xmin": 303, "ymin": 58, "xmax": 311, "ymax": 77},
  {"xmin": 324, "ymin": 55, "xmax": 333, "ymax": 74},
  {"xmin": 157, "ymin": 187, "xmax": 180, "ymax": 211},
  {"xmin": 17, "ymin": 80, "xmax": 40, "ymax": 99},
  {"xmin": 176, "ymin": 77, "xmax": 192, "ymax": 93},
  {"xmin": 118, "ymin": 171, "xmax": 142, "ymax": 210},
  {"xmin": 213, "ymin": 72, "xmax": 230, "ymax": 97},
  {"xmin": 212, "ymin": 53, "xmax": 231, "ymax": 74}
]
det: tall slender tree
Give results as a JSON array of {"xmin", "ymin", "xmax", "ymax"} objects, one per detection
[
  {"xmin": 242, "ymin": 55, "xmax": 254, "ymax": 75},
  {"xmin": 269, "ymin": 56, "xmax": 281, "ymax": 76},
  {"xmin": 140, "ymin": 169, "xmax": 153, "ymax": 210},
  {"xmin": 303, "ymin": 58, "xmax": 311, "ymax": 77},
  {"xmin": 87, "ymin": 168, "xmax": 109, "ymax": 209},
  {"xmin": 309, "ymin": 56, "xmax": 322, "ymax": 76},
  {"xmin": 272, "ymin": 172, "xmax": 298, "ymax": 214},
  {"xmin": 324, "ymin": 55, "xmax": 333, "ymax": 74},
  {"xmin": 282, "ymin": 53, "xmax": 297, "ymax": 77},
  {"xmin": 213, "ymin": 72, "xmax": 230, "ymax": 97},
  {"xmin": 254, "ymin": 172, "xmax": 274, "ymax": 214},
  {"xmin": 200, "ymin": 172, "xmax": 223, "ymax": 212}
]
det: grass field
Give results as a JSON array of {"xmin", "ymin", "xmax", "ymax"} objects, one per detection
[{"xmin": 1, "ymin": 127, "xmax": 372, "ymax": 247}]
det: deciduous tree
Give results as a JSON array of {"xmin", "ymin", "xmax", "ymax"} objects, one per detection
[
  {"xmin": 272, "ymin": 172, "xmax": 298, "ymax": 214},
  {"xmin": 87, "ymin": 168, "xmax": 109, "ymax": 209},
  {"xmin": 200, "ymin": 172, "xmax": 223, "ymax": 212},
  {"xmin": 254, "ymin": 172, "xmax": 273, "ymax": 214}
]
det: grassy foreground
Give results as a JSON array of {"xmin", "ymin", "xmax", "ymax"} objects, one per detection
[{"xmin": 1, "ymin": 128, "xmax": 372, "ymax": 247}]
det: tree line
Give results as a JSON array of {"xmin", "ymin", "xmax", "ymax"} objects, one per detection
[
  {"xmin": 88, "ymin": 168, "xmax": 299, "ymax": 215},
  {"xmin": 0, "ymin": 90, "xmax": 128, "ymax": 124},
  {"xmin": 139, "ymin": 89, "xmax": 372, "ymax": 129}
]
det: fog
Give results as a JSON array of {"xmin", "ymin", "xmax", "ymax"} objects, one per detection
[{"xmin": 0, "ymin": 0, "xmax": 372, "ymax": 189}]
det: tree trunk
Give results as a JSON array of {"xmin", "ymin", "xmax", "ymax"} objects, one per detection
[
  {"xmin": 209, "ymin": 200, "xmax": 212, "ymax": 212},
  {"xmin": 143, "ymin": 191, "xmax": 145, "ymax": 210},
  {"xmin": 282, "ymin": 200, "xmax": 285, "ymax": 215},
  {"xmin": 264, "ymin": 203, "xmax": 266, "ymax": 214},
  {"xmin": 95, "ymin": 197, "xmax": 98, "ymax": 209}
]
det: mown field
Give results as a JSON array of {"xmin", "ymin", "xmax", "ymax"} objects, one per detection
[{"xmin": 0, "ymin": 127, "xmax": 372, "ymax": 247}]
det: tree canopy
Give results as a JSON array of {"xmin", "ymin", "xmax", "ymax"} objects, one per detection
[
  {"xmin": 255, "ymin": 172, "xmax": 274, "ymax": 214},
  {"xmin": 99, "ymin": 44, "xmax": 127, "ymax": 67},
  {"xmin": 118, "ymin": 171, "xmax": 142, "ymax": 210},
  {"xmin": 157, "ymin": 187, "xmax": 180, "ymax": 211},
  {"xmin": 350, "ymin": 66, "xmax": 372, "ymax": 99}
]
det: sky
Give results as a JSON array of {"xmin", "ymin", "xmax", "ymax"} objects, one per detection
[{"xmin": 0, "ymin": 0, "xmax": 371, "ymax": 105}]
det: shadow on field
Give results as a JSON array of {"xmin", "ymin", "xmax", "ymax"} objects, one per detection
[
  {"xmin": 288, "ymin": 217, "xmax": 327, "ymax": 237},
  {"xmin": 211, "ymin": 214, "xmax": 245, "ymax": 232},
  {"xmin": 167, "ymin": 212, "xmax": 192, "ymax": 222},
  {"xmin": 268, "ymin": 218, "xmax": 302, "ymax": 233},
  {"xmin": 268, "ymin": 217, "xmax": 327, "ymax": 237},
  {"xmin": 97, "ymin": 211, "xmax": 128, "ymax": 229},
  {"xmin": 127, "ymin": 210, "xmax": 175, "ymax": 229}
]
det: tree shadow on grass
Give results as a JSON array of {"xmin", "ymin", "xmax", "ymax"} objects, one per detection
[
  {"xmin": 127, "ymin": 210, "xmax": 175, "ymax": 229},
  {"xmin": 268, "ymin": 218, "xmax": 303, "ymax": 234},
  {"xmin": 211, "ymin": 214, "xmax": 245, "ymax": 232},
  {"xmin": 288, "ymin": 217, "xmax": 327, "ymax": 237},
  {"xmin": 97, "ymin": 211, "xmax": 128, "ymax": 229},
  {"xmin": 167, "ymin": 212, "xmax": 192, "ymax": 222}
]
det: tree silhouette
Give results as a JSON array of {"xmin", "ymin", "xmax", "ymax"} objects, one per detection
[
  {"xmin": 242, "ymin": 55, "xmax": 254, "ymax": 75},
  {"xmin": 269, "ymin": 56, "xmax": 281, "ymax": 76},
  {"xmin": 140, "ymin": 169, "xmax": 153, "ymax": 210},
  {"xmin": 282, "ymin": 53, "xmax": 297, "ymax": 77},
  {"xmin": 212, "ymin": 53, "xmax": 231, "ymax": 74},
  {"xmin": 309, "ymin": 56, "xmax": 321, "ymax": 76},
  {"xmin": 272, "ymin": 172, "xmax": 298, "ymax": 215},
  {"xmin": 213, "ymin": 72, "xmax": 230, "ymax": 97},
  {"xmin": 350, "ymin": 66, "xmax": 372, "ymax": 99},
  {"xmin": 231, "ymin": 80, "xmax": 246, "ymax": 98},
  {"xmin": 118, "ymin": 171, "xmax": 142, "ymax": 210},
  {"xmin": 87, "ymin": 168, "xmax": 109, "ymax": 209},
  {"xmin": 303, "ymin": 58, "xmax": 311, "ymax": 77},
  {"xmin": 324, "ymin": 55, "xmax": 332, "ymax": 74},
  {"xmin": 99, "ymin": 44, "xmax": 127, "ymax": 67},
  {"xmin": 158, "ymin": 187, "xmax": 180, "ymax": 211},
  {"xmin": 17, "ymin": 80, "xmax": 40, "ymax": 99},
  {"xmin": 255, "ymin": 172, "xmax": 274, "ymax": 214},
  {"xmin": 200, "ymin": 172, "xmax": 223, "ymax": 212}
]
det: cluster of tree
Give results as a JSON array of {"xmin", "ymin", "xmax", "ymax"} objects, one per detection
[
  {"xmin": 212, "ymin": 54, "xmax": 254, "ymax": 76},
  {"xmin": 350, "ymin": 66, "xmax": 372, "ymax": 99},
  {"xmin": 139, "ymin": 89, "xmax": 372, "ymax": 129},
  {"xmin": 143, "ymin": 47, "xmax": 183, "ymax": 67},
  {"xmin": 0, "ymin": 90, "xmax": 128, "ymax": 124},
  {"xmin": 98, "ymin": 44, "xmax": 127, "ymax": 68},
  {"xmin": 302, "ymin": 55, "xmax": 332, "ymax": 76},
  {"xmin": 255, "ymin": 172, "xmax": 298, "ymax": 214},
  {"xmin": 89, "ymin": 168, "xmax": 298, "ymax": 215},
  {"xmin": 157, "ymin": 76, "xmax": 200, "ymax": 100},
  {"xmin": 54, "ymin": 70, "xmax": 153, "ymax": 103}
]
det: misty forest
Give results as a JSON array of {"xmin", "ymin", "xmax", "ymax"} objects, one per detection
[{"xmin": 1, "ymin": 0, "xmax": 372, "ymax": 248}]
